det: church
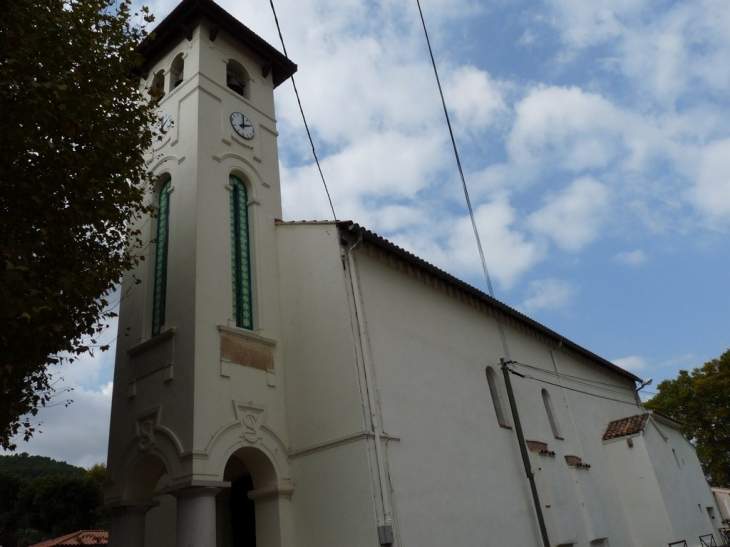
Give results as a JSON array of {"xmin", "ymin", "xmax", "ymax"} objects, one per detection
[{"xmin": 103, "ymin": 1, "xmax": 721, "ymax": 546}]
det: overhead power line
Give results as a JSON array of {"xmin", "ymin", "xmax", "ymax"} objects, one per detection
[
  {"xmin": 511, "ymin": 361, "xmax": 640, "ymax": 396},
  {"xmin": 509, "ymin": 368, "xmax": 640, "ymax": 407},
  {"xmin": 415, "ymin": 0, "xmax": 513, "ymax": 364},
  {"xmin": 268, "ymin": 0, "xmax": 337, "ymax": 221}
]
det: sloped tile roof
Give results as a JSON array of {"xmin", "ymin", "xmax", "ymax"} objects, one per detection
[
  {"xmin": 30, "ymin": 530, "xmax": 108, "ymax": 547},
  {"xmin": 275, "ymin": 220, "xmax": 642, "ymax": 383},
  {"xmin": 339, "ymin": 220, "xmax": 641, "ymax": 383},
  {"xmin": 138, "ymin": 0, "xmax": 297, "ymax": 87},
  {"xmin": 603, "ymin": 413, "xmax": 650, "ymax": 440}
]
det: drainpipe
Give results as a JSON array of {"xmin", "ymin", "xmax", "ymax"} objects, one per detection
[
  {"xmin": 501, "ymin": 358, "xmax": 551, "ymax": 547},
  {"xmin": 346, "ymin": 230, "xmax": 394, "ymax": 541}
]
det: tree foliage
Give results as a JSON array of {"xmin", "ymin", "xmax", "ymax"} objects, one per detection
[
  {"xmin": 0, "ymin": 452, "xmax": 85, "ymax": 479},
  {"xmin": 0, "ymin": 0, "xmax": 157, "ymax": 450},
  {"xmin": 0, "ymin": 457, "xmax": 107, "ymax": 547},
  {"xmin": 645, "ymin": 348, "xmax": 730, "ymax": 487}
]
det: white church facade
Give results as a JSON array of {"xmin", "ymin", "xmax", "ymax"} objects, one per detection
[{"xmin": 103, "ymin": 1, "xmax": 721, "ymax": 546}]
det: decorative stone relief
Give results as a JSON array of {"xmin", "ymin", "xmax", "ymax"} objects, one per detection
[
  {"xmin": 233, "ymin": 402, "xmax": 266, "ymax": 445},
  {"xmin": 136, "ymin": 408, "xmax": 161, "ymax": 452},
  {"xmin": 242, "ymin": 412, "xmax": 259, "ymax": 444}
]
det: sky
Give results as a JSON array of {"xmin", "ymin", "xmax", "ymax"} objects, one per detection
[{"xmin": 5, "ymin": 0, "xmax": 730, "ymax": 467}]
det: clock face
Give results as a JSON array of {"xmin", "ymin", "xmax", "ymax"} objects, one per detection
[{"xmin": 230, "ymin": 112, "xmax": 255, "ymax": 140}]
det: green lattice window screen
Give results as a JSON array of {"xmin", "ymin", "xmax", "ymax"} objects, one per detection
[
  {"xmin": 230, "ymin": 175, "xmax": 253, "ymax": 329},
  {"xmin": 152, "ymin": 180, "xmax": 171, "ymax": 336}
]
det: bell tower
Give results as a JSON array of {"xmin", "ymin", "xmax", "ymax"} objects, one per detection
[{"xmin": 104, "ymin": 1, "xmax": 297, "ymax": 546}]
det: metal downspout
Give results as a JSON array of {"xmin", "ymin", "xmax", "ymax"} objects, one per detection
[
  {"xmin": 501, "ymin": 358, "xmax": 551, "ymax": 547},
  {"xmin": 346, "ymin": 232, "xmax": 394, "ymax": 533}
]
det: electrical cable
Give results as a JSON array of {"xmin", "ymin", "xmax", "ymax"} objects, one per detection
[
  {"xmin": 268, "ymin": 0, "xmax": 338, "ymax": 221},
  {"xmin": 512, "ymin": 360, "xmax": 638, "ymax": 389},
  {"xmin": 511, "ymin": 361, "xmax": 640, "ymax": 396},
  {"xmin": 511, "ymin": 360, "xmax": 660, "ymax": 401},
  {"xmin": 415, "ymin": 0, "xmax": 512, "ymax": 362},
  {"xmin": 510, "ymin": 369, "xmax": 641, "ymax": 407}
]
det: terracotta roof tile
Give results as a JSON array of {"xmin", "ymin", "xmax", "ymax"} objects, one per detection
[
  {"xmin": 603, "ymin": 413, "xmax": 650, "ymax": 441},
  {"xmin": 30, "ymin": 530, "xmax": 108, "ymax": 547}
]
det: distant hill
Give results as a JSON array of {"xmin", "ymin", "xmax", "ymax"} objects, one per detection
[{"xmin": 0, "ymin": 453, "xmax": 85, "ymax": 479}]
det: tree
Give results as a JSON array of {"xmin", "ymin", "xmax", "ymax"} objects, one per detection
[
  {"xmin": 0, "ymin": 0, "xmax": 157, "ymax": 450},
  {"xmin": 645, "ymin": 348, "xmax": 730, "ymax": 487},
  {"xmin": 0, "ymin": 470, "xmax": 23, "ymax": 546},
  {"xmin": 0, "ymin": 457, "xmax": 107, "ymax": 546},
  {"xmin": 0, "ymin": 453, "xmax": 85, "ymax": 479}
]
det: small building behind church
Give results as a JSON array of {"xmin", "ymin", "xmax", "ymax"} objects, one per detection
[{"xmin": 102, "ymin": 1, "xmax": 721, "ymax": 546}]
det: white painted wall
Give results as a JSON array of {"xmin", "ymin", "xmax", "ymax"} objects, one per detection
[
  {"xmin": 645, "ymin": 416, "xmax": 721, "ymax": 544},
  {"xmin": 334, "ymin": 240, "xmax": 643, "ymax": 547},
  {"xmin": 603, "ymin": 415, "xmax": 720, "ymax": 547},
  {"xmin": 712, "ymin": 488, "xmax": 730, "ymax": 523}
]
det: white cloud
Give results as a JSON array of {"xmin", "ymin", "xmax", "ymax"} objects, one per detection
[
  {"xmin": 614, "ymin": 249, "xmax": 646, "ymax": 266},
  {"xmin": 0, "ymin": 321, "xmax": 118, "ymax": 467},
  {"xmin": 444, "ymin": 65, "xmax": 506, "ymax": 136},
  {"xmin": 612, "ymin": 355, "xmax": 650, "ymax": 374},
  {"xmin": 2, "ymin": 382, "xmax": 113, "ymax": 469},
  {"xmin": 518, "ymin": 29, "xmax": 537, "ymax": 46},
  {"xmin": 545, "ymin": 0, "xmax": 644, "ymax": 48},
  {"xmin": 281, "ymin": 130, "xmax": 449, "ymax": 224},
  {"xmin": 521, "ymin": 278, "xmax": 577, "ymax": 312},
  {"xmin": 689, "ymin": 138, "xmax": 730, "ymax": 225},
  {"xmin": 541, "ymin": 0, "xmax": 730, "ymax": 105},
  {"xmin": 527, "ymin": 176, "xmax": 610, "ymax": 251},
  {"xmin": 445, "ymin": 199, "xmax": 544, "ymax": 289},
  {"xmin": 507, "ymin": 86, "xmax": 629, "ymax": 172}
]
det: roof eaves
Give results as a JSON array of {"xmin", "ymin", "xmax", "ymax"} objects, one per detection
[
  {"xmin": 648, "ymin": 410, "xmax": 684, "ymax": 428},
  {"xmin": 338, "ymin": 221, "xmax": 641, "ymax": 383},
  {"xmin": 138, "ymin": 0, "xmax": 297, "ymax": 87}
]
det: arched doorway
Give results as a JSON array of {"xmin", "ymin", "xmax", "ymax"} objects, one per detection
[
  {"xmin": 217, "ymin": 446, "xmax": 285, "ymax": 547},
  {"xmin": 218, "ymin": 455, "xmax": 256, "ymax": 546}
]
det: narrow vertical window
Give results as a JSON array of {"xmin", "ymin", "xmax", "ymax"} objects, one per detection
[
  {"xmin": 486, "ymin": 367, "xmax": 510, "ymax": 427},
  {"xmin": 170, "ymin": 53, "xmax": 184, "ymax": 90},
  {"xmin": 226, "ymin": 59, "xmax": 249, "ymax": 98},
  {"xmin": 152, "ymin": 179, "xmax": 171, "ymax": 337},
  {"xmin": 230, "ymin": 175, "xmax": 253, "ymax": 329},
  {"xmin": 542, "ymin": 389, "xmax": 562, "ymax": 439},
  {"xmin": 150, "ymin": 70, "xmax": 165, "ymax": 103}
]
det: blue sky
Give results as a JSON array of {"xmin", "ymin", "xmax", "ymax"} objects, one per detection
[{"xmin": 6, "ymin": 0, "xmax": 730, "ymax": 467}]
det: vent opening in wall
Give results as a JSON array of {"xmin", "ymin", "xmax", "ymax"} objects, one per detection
[
  {"xmin": 542, "ymin": 388, "xmax": 563, "ymax": 439},
  {"xmin": 150, "ymin": 70, "xmax": 165, "ymax": 103},
  {"xmin": 227, "ymin": 60, "xmax": 248, "ymax": 97},
  {"xmin": 170, "ymin": 53, "xmax": 184, "ymax": 89},
  {"xmin": 486, "ymin": 366, "xmax": 510, "ymax": 428}
]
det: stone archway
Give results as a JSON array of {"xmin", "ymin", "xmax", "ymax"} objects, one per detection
[
  {"xmin": 107, "ymin": 453, "xmax": 170, "ymax": 547},
  {"xmin": 217, "ymin": 446, "xmax": 289, "ymax": 547},
  {"xmin": 218, "ymin": 456, "xmax": 256, "ymax": 546}
]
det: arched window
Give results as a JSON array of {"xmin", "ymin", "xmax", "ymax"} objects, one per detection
[
  {"xmin": 170, "ymin": 53, "xmax": 184, "ymax": 90},
  {"xmin": 150, "ymin": 70, "xmax": 165, "ymax": 103},
  {"xmin": 226, "ymin": 60, "xmax": 249, "ymax": 98},
  {"xmin": 152, "ymin": 178, "xmax": 171, "ymax": 336},
  {"xmin": 230, "ymin": 175, "xmax": 253, "ymax": 329},
  {"xmin": 542, "ymin": 389, "xmax": 562, "ymax": 439},
  {"xmin": 486, "ymin": 367, "xmax": 510, "ymax": 427}
]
